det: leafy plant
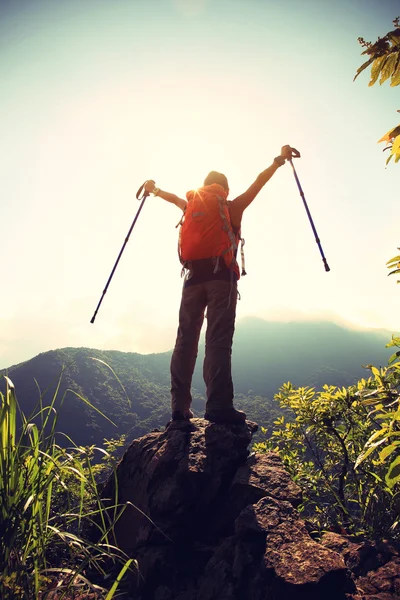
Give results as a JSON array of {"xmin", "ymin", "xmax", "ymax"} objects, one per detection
[
  {"xmin": 0, "ymin": 375, "xmax": 136, "ymax": 599},
  {"xmin": 354, "ymin": 17, "xmax": 400, "ymax": 165},
  {"xmin": 254, "ymin": 347, "xmax": 400, "ymax": 539},
  {"xmin": 355, "ymin": 337, "xmax": 400, "ymax": 497},
  {"xmin": 387, "ymin": 249, "xmax": 400, "ymax": 283}
]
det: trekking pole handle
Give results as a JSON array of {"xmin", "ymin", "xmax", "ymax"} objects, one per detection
[
  {"xmin": 136, "ymin": 180, "xmax": 152, "ymax": 201},
  {"xmin": 289, "ymin": 147, "xmax": 301, "ymax": 159}
]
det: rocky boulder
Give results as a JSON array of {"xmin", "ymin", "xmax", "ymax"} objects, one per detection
[
  {"xmin": 99, "ymin": 418, "xmax": 361, "ymax": 599},
  {"xmin": 321, "ymin": 532, "xmax": 400, "ymax": 599}
]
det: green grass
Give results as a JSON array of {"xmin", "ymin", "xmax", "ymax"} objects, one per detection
[{"xmin": 0, "ymin": 374, "xmax": 136, "ymax": 599}]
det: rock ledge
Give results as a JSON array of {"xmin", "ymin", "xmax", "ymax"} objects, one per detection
[{"xmin": 101, "ymin": 419, "xmax": 398, "ymax": 600}]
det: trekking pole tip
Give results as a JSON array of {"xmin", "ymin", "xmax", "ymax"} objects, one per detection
[
  {"xmin": 90, "ymin": 316, "xmax": 95, "ymax": 324},
  {"xmin": 323, "ymin": 260, "xmax": 331, "ymax": 272}
]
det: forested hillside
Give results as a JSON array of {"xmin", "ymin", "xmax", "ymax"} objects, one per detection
[
  {"xmin": 0, "ymin": 319, "xmax": 393, "ymax": 447},
  {"xmin": 226, "ymin": 318, "xmax": 393, "ymax": 393}
]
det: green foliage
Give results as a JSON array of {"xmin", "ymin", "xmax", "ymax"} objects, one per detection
[
  {"xmin": 355, "ymin": 17, "xmax": 400, "ymax": 165},
  {"xmin": 387, "ymin": 249, "xmax": 400, "ymax": 283},
  {"xmin": 0, "ymin": 375, "xmax": 135, "ymax": 599},
  {"xmin": 254, "ymin": 344, "xmax": 400, "ymax": 539},
  {"xmin": 356, "ymin": 338, "xmax": 400, "ymax": 492}
]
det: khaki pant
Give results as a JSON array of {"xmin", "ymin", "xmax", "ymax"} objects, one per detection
[{"xmin": 170, "ymin": 280, "xmax": 237, "ymax": 413}]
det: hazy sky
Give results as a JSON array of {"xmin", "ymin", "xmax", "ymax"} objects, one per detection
[{"xmin": 1, "ymin": 0, "xmax": 399, "ymax": 368}]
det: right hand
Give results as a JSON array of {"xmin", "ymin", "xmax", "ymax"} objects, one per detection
[
  {"xmin": 144, "ymin": 179, "xmax": 156, "ymax": 193},
  {"xmin": 280, "ymin": 145, "xmax": 293, "ymax": 161}
]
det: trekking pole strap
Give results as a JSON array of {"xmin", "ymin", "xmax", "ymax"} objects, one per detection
[
  {"xmin": 240, "ymin": 238, "xmax": 247, "ymax": 276},
  {"xmin": 136, "ymin": 181, "xmax": 152, "ymax": 201}
]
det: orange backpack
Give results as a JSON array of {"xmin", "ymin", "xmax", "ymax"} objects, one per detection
[{"xmin": 178, "ymin": 183, "xmax": 243, "ymax": 279}]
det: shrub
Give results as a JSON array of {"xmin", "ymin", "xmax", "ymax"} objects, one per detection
[{"xmin": 254, "ymin": 340, "xmax": 400, "ymax": 539}]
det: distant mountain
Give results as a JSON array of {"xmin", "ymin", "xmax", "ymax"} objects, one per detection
[
  {"xmin": 226, "ymin": 318, "xmax": 393, "ymax": 394},
  {"xmin": 0, "ymin": 348, "xmax": 173, "ymax": 447},
  {"xmin": 0, "ymin": 319, "xmax": 393, "ymax": 447}
]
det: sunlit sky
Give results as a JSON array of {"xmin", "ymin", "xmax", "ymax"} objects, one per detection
[{"xmin": 1, "ymin": 0, "xmax": 399, "ymax": 368}]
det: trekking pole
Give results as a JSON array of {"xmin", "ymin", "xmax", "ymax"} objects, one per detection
[
  {"xmin": 288, "ymin": 148, "xmax": 330, "ymax": 272},
  {"xmin": 90, "ymin": 181, "xmax": 150, "ymax": 324}
]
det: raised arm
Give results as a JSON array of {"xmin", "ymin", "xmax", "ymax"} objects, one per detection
[
  {"xmin": 232, "ymin": 145, "xmax": 293, "ymax": 213},
  {"xmin": 144, "ymin": 180, "xmax": 187, "ymax": 212}
]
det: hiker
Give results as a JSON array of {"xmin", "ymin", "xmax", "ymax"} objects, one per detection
[{"xmin": 144, "ymin": 145, "xmax": 293, "ymax": 423}]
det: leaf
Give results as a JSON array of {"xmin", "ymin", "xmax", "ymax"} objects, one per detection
[
  {"xmin": 365, "ymin": 428, "xmax": 389, "ymax": 446},
  {"xmin": 369, "ymin": 55, "xmax": 388, "ymax": 86},
  {"xmin": 385, "ymin": 455, "xmax": 400, "ymax": 488},
  {"xmin": 393, "ymin": 407, "xmax": 400, "ymax": 421},
  {"xmin": 4, "ymin": 375, "xmax": 15, "ymax": 389},
  {"xmin": 388, "ymin": 350, "xmax": 400, "ymax": 365},
  {"xmin": 376, "ymin": 413, "xmax": 394, "ymax": 421},
  {"xmin": 380, "ymin": 52, "xmax": 398, "ymax": 84},
  {"xmin": 391, "ymin": 52, "xmax": 400, "ymax": 86},
  {"xmin": 65, "ymin": 389, "xmax": 117, "ymax": 427},
  {"xmin": 105, "ymin": 558, "xmax": 136, "ymax": 599},
  {"xmin": 355, "ymin": 444, "xmax": 376, "ymax": 468},
  {"xmin": 378, "ymin": 125, "xmax": 400, "ymax": 143},
  {"xmin": 90, "ymin": 356, "xmax": 132, "ymax": 408},
  {"xmin": 386, "ymin": 255, "xmax": 400, "ymax": 266},
  {"xmin": 370, "ymin": 436, "xmax": 389, "ymax": 448},
  {"xmin": 386, "ymin": 336, "xmax": 400, "ymax": 348},
  {"xmin": 371, "ymin": 366, "xmax": 381, "ymax": 377},
  {"xmin": 379, "ymin": 443, "xmax": 399, "ymax": 463},
  {"xmin": 392, "ymin": 134, "xmax": 400, "ymax": 155},
  {"xmin": 353, "ymin": 57, "xmax": 374, "ymax": 81}
]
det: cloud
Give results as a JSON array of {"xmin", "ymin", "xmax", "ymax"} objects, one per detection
[
  {"xmin": 0, "ymin": 296, "xmax": 179, "ymax": 369},
  {"xmin": 102, "ymin": 302, "xmax": 178, "ymax": 354}
]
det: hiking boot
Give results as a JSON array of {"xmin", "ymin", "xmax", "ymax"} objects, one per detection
[
  {"xmin": 204, "ymin": 408, "xmax": 247, "ymax": 424},
  {"xmin": 171, "ymin": 409, "xmax": 194, "ymax": 421}
]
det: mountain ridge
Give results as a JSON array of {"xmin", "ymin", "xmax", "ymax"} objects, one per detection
[{"xmin": 0, "ymin": 319, "xmax": 394, "ymax": 446}]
